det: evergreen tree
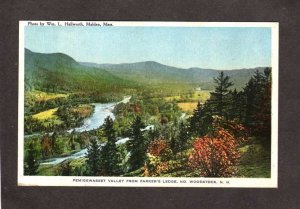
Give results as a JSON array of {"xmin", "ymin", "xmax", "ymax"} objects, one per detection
[
  {"xmin": 86, "ymin": 136, "xmax": 101, "ymax": 176},
  {"xmin": 243, "ymin": 69, "xmax": 268, "ymax": 132},
  {"xmin": 227, "ymin": 89, "xmax": 245, "ymax": 121},
  {"xmin": 253, "ymin": 68, "xmax": 272, "ymax": 137},
  {"xmin": 24, "ymin": 142, "xmax": 40, "ymax": 175},
  {"xmin": 189, "ymin": 102, "xmax": 204, "ymax": 136},
  {"xmin": 127, "ymin": 116, "xmax": 147, "ymax": 171},
  {"xmin": 69, "ymin": 129, "xmax": 76, "ymax": 150},
  {"xmin": 100, "ymin": 116, "xmax": 121, "ymax": 175},
  {"xmin": 235, "ymin": 67, "xmax": 272, "ymax": 139},
  {"xmin": 189, "ymin": 102, "xmax": 213, "ymax": 137},
  {"xmin": 178, "ymin": 121, "xmax": 189, "ymax": 162},
  {"xmin": 208, "ymin": 71, "xmax": 233, "ymax": 118}
]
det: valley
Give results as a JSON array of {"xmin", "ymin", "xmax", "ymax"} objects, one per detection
[{"xmin": 23, "ymin": 49, "xmax": 271, "ymax": 178}]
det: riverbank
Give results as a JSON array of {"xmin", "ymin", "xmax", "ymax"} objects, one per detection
[{"xmin": 36, "ymin": 96, "xmax": 132, "ymax": 165}]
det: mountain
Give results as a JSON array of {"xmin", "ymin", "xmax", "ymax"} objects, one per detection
[
  {"xmin": 25, "ymin": 49, "xmax": 137, "ymax": 93},
  {"xmin": 81, "ymin": 61, "xmax": 201, "ymax": 84},
  {"xmin": 81, "ymin": 61, "xmax": 268, "ymax": 89},
  {"xmin": 24, "ymin": 48, "xmax": 269, "ymax": 94}
]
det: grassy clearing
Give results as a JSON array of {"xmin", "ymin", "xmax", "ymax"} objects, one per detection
[
  {"xmin": 32, "ymin": 108, "xmax": 63, "ymax": 126},
  {"xmin": 190, "ymin": 90, "xmax": 211, "ymax": 102},
  {"xmin": 27, "ymin": 90, "xmax": 68, "ymax": 102},
  {"xmin": 165, "ymin": 95, "xmax": 181, "ymax": 101},
  {"xmin": 177, "ymin": 102, "xmax": 198, "ymax": 112},
  {"xmin": 165, "ymin": 90, "xmax": 211, "ymax": 103},
  {"xmin": 32, "ymin": 108, "xmax": 58, "ymax": 120},
  {"xmin": 237, "ymin": 137, "xmax": 271, "ymax": 178}
]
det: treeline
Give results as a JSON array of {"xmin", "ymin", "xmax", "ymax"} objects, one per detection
[{"xmin": 189, "ymin": 68, "xmax": 271, "ymax": 139}]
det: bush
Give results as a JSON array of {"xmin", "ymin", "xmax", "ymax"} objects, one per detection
[
  {"xmin": 143, "ymin": 138, "xmax": 172, "ymax": 176},
  {"xmin": 189, "ymin": 128, "xmax": 243, "ymax": 177}
]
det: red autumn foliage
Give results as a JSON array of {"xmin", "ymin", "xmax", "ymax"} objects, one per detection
[
  {"xmin": 144, "ymin": 138, "xmax": 171, "ymax": 176},
  {"xmin": 221, "ymin": 119, "xmax": 248, "ymax": 143},
  {"xmin": 189, "ymin": 128, "xmax": 243, "ymax": 177},
  {"xmin": 147, "ymin": 138, "xmax": 169, "ymax": 157}
]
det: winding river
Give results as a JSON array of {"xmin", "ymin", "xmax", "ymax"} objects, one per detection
[
  {"xmin": 42, "ymin": 96, "xmax": 131, "ymax": 165},
  {"xmin": 41, "ymin": 96, "xmax": 185, "ymax": 165},
  {"xmin": 68, "ymin": 102, "xmax": 116, "ymax": 133}
]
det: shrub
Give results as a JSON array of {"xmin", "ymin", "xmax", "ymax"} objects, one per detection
[
  {"xmin": 189, "ymin": 128, "xmax": 243, "ymax": 177},
  {"xmin": 143, "ymin": 138, "xmax": 172, "ymax": 176}
]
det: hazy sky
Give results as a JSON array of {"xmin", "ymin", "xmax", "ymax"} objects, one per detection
[{"xmin": 25, "ymin": 26, "xmax": 271, "ymax": 70}]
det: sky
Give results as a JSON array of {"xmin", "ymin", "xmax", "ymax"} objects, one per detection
[{"xmin": 25, "ymin": 26, "xmax": 272, "ymax": 70}]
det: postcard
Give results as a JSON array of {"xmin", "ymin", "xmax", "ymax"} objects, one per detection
[{"xmin": 18, "ymin": 21, "xmax": 278, "ymax": 187}]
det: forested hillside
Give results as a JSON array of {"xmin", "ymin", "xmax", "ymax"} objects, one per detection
[{"xmin": 25, "ymin": 49, "xmax": 138, "ymax": 94}]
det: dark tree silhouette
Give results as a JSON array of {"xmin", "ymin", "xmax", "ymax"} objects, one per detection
[
  {"xmin": 208, "ymin": 71, "xmax": 233, "ymax": 118},
  {"xmin": 86, "ymin": 136, "xmax": 101, "ymax": 176},
  {"xmin": 127, "ymin": 116, "xmax": 146, "ymax": 171},
  {"xmin": 100, "ymin": 116, "xmax": 121, "ymax": 175}
]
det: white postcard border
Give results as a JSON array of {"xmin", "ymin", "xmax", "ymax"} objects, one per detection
[{"xmin": 18, "ymin": 21, "xmax": 279, "ymax": 187}]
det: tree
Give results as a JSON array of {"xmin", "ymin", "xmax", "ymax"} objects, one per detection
[
  {"xmin": 51, "ymin": 131, "xmax": 63, "ymax": 155},
  {"xmin": 100, "ymin": 116, "xmax": 121, "ymax": 175},
  {"xmin": 86, "ymin": 136, "xmax": 101, "ymax": 176},
  {"xmin": 243, "ymin": 68, "xmax": 272, "ymax": 137},
  {"xmin": 208, "ymin": 71, "xmax": 233, "ymax": 118},
  {"xmin": 189, "ymin": 102, "xmax": 203, "ymax": 136},
  {"xmin": 252, "ymin": 68, "xmax": 272, "ymax": 137},
  {"xmin": 41, "ymin": 134, "xmax": 52, "ymax": 158},
  {"xmin": 69, "ymin": 129, "xmax": 77, "ymax": 150},
  {"xmin": 24, "ymin": 142, "xmax": 40, "ymax": 175},
  {"xmin": 189, "ymin": 102, "xmax": 213, "ymax": 137},
  {"xmin": 127, "ymin": 116, "xmax": 147, "ymax": 171},
  {"xmin": 227, "ymin": 89, "xmax": 245, "ymax": 121},
  {"xmin": 177, "ymin": 121, "xmax": 189, "ymax": 162},
  {"xmin": 243, "ymin": 70, "xmax": 262, "ymax": 129}
]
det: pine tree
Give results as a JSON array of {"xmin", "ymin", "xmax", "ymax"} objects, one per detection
[
  {"xmin": 24, "ymin": 142, "xmax": 40, "ymax": 175},
  {"xmin": 189, "ymin": 102, "xmax": 213, "ymax": 137},
  {"xmin": 227, "ymin": 89, "xmax": 245, "ymax": 121},
  {"xmin": 127, "ymin": 116, "xmax": 147, "ymax": 171},
  {"xmin": 68, "ymin": 129, "xmax": 76, "ymax": 150},
  {"xmin": 100, "ymin": 116, "xmax": 121, "ymax": 175},
  {"xmin": 243, "ymin": 69, "xmax": 267, "ymax": 132},
  {"xmin": 86, "ymin": 136, "xmax": 101, "ymax": 176},
  {"xmin": 178, "ymin": 121, "xmax": 189, "ymax": 162},
  {"xmin": 253, "ymin": 68, "xmax": 272, "ymax": 137},
  {"xmin": 189, "ymin": 102, "xmax": 204, "ymax": 136},
  {"xmin": 208, "ymin": 71, "xmax": 233, "ymax": 118}
]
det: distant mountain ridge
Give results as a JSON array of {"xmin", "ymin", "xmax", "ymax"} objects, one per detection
[
  {"xmin": 24, "ymin": 48, "xmax": 269, "ymax": 93},
  {"xmin": 80, "ymin": 61, "xmax": 268, "ymax": 88}
]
